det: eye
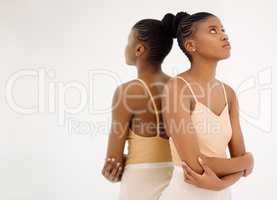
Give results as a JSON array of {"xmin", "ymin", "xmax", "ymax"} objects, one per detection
[
  {"xmin": 209, "ymin": 28, "xmax": 217, "ymax": 34},
  {"xmin": 221, "ymin": 28, "xmax": 226, "ymax": 33}
]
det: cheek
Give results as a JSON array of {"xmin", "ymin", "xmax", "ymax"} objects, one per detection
[
  {"xmin": 125, "ymin": 45, "xmax": 130, "ymax": 57},
  {"xmin": 197, "ymin": 36, "xmax": 217, "ymax": 51},
  {"xmin": 125, "ymin": 45, "xmax": 136, "ymax": 64},
  {"xmin": 196, "ymin": 37, "xmax": 229, "ymax": 58}
]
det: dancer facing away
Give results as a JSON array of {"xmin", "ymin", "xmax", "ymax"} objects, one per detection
[{"xmin": 102, "ymin": 16, "xmax": 176, "ymax": 200}]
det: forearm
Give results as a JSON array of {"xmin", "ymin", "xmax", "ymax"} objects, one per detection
[
  {"xmin": 220, "ymin": 171, "xmax": 244, "ymax": 189},
  {"xmin": 203, "ymin": 154, "xmax": 251, "ymax": 177},
  {"xmin": 105, "ymin": 134, "xmax": 126, "ymax": 163}
]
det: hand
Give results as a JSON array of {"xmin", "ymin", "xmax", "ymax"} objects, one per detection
[
  {"xmin": 243, "ymin": 152, "xmax": 254, "ymax": 177},
  {"xmin": 182, "ymin": 157, "xmax": 225, "ymax": 191},
  {"xmin": 102, "ymin": 156, "xmax": 125, "ymax": 182}
]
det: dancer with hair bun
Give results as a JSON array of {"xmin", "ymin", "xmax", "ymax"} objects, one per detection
[
  {"xmin": 102, "ymin": 15, "xmax": 177, "ymax": 200},
  {"xmin": 159, "ymin": 12, "xmax": 254, "ymax": 200}
]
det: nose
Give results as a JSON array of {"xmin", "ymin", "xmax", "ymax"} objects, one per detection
[{"xmin": 221, "ymin": 32, "xmax": 229, "ymax": 41}]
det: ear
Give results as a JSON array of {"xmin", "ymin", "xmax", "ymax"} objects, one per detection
[
  {"xmin": 184, "ymin": 39, "xmax": 196, "ymax": 53},
  {"xmin": 135, "ymin": 44, "xmax": 145, "ymax": 57}
]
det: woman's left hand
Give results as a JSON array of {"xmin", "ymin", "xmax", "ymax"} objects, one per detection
[
  {"xmin": 102, "ymin": 155, "xmax": 126, "ymax": 183},
  {"xmin": 182, "ymin": 157, "xmax": 225, "ymax": 191}
]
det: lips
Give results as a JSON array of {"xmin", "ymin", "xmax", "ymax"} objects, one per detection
[{"xmin": 222, "ymin": 42, "xmax": 231, "ymax": 48}]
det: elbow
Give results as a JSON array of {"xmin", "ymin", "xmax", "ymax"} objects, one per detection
[{"xmin": 243, "ymin": 152, "xmax": 254, "ymax": 168}]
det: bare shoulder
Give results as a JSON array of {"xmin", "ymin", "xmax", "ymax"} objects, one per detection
[
  {"xmin": 112, "ymin": 79, "xmax": 150, "ymax": 113},
  {"xmin": 113, "ymin": 79, "xmax": 145, "ymax": 97},
  {"xmin": 162, "ymin": 76, "xmax": 194, "ymax": 107},
  {"xmin": 164, "ymin": 71, "xmax": 196, "ymax": 91},
  {"xmin": 220, "ymin": 81, "xmax": 238, "ymax": 106},
  {"xmin": 165, "ymin": 75, "xmax": 186, "ymax": 89}
]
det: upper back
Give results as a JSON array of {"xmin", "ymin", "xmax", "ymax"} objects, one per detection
[{"xmin": 124, "ymin": 74, "xmax": 172, "ymax": 138}]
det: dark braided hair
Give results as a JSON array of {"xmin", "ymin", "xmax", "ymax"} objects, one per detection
[
  {"xmin": 164, "ymin": 12, "xmax": 215, "ymax": 62},
  {"xmin": 132, "ymin": 16, "xmax": 176, "ymax": 65}
]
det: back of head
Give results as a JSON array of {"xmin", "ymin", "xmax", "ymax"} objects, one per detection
[{"xmin": 132, "ymin": 17, "xmax": 176, "ymax": 64}]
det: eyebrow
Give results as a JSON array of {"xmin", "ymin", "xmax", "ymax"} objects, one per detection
[{"xmin": 208, "ymin": 25, "xmax": 224, "ymax": 28}]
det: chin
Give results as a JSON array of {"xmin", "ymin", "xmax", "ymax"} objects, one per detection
[
  {"xmin": 218, "ymin": 53, "xmax": 231, "ymax": 60},
  {"xmin": 223, "ymin": 53, "xmax": 231, "ymax": 59}
]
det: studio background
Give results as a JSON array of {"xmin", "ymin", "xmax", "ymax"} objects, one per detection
[{"xmin": 0, "ymin": 0, "xmax": 276, "ymax": 199}]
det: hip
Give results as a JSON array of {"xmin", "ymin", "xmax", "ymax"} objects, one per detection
[
  {"xmin": 119, "ymin": 162, "xmax": 174, "ymax": 200},
  {"xmin": 160, "ymin": 166, "xmax": 232, "ymax": 200}
]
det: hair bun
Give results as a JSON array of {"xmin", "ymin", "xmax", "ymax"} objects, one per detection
[
  {"xmin": 161, "ymin": 13, "xmax": 176, "ymax": 38},
  {"xmin": 162, "ymin": 12, "xmax": 190, "ymax": 38}
]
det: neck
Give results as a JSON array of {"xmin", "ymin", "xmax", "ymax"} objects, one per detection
[
  {"xmin": 136, "ymin": 61, "xmax": 162, "ymax": 79},
  {"xmin": 189, "ymin": 57, "xmax": 218, "ymax": 83}
]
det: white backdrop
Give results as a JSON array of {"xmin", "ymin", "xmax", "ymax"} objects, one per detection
[{"xmin": 0, "ymin": 0, "xmax": 276, "ymax": 199}]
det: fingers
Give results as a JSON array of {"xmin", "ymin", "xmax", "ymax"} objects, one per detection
[
  {"xmin": 110, "ymin": 162, "xmax": 121, "ymax": 181},
  {"xmin": 102, "ymin": 158, "xmax": 116, "ymax": 180},
  {"xmin": 243, "ymin": 167, "xmax": 253, "ymax": 177},
  {"xmin": 182, "ymin": 161, "xmax": 201, "ymax": 180},
  {"xmin": 111, "ymin": 161, "xmax": 125, "ymax": 182},
  {"xmin": 246, "ymin": 152, "xmax": 253, "ymax": 157},
  {"xmin": 198, "ymin": 157, "xmax": 212, "ymax": 174},
  {"xmin": 183, "ymin": 166, "xmax": 198, "ymax": 186},
  {"xmin": 102, "ymin": 158, "xmax": 110, "ymax": 176},
  {"xmin": 184, "ymin": 176, "xmax": 198, "ymax": 186},
  {"xmin": 184, "ymin": 171, "xmax": 198, "ymax": 184},
  {"xmin": 114, "ymin": 165, "xmax": 124, "ymax": 182},
  {"xmin": 104, "ymin": 158, "xmax": 114, "ymax": 177},
  {"xmin": 243, "ymin": 169, "xmax": 248, "ymax": 177},
  {"xmin": 102, "ymin": 157, "xmax": 125, "ymax": 182}
]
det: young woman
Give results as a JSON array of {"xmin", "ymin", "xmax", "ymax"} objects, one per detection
[
  {"xmin": 102, "ymin": 16, "xmax": 177, "ymax": 200},
  {"xmin": 159, "ymin": 12, "xmax": 254, "ymax": 199}
]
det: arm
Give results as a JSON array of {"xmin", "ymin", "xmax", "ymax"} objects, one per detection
[
  {"xmin": 182, "ymin": 158, "xmax": 244, "ymax": 191},
  {"xmin": 105, "ymin": 85, "xmax": 132, "ymax": 162},
  {"xmin": 102, "ymin": 85, "xmax": 133, "ymax": 182},
  {"xmin": 203, "ymin": 86, "xmax": 254, "ymax": 177},
  {"xmin": 220, "ymin": 171, "xmax": 244, "ymax": 189},
  {"xmin": 182, "ymin": 85, "xmax": 254, "ymax": 190},
  {"xmin": 202, "ymin": 154, "xmax": 252, "ymax": 177},
  {"xmin": 162, "ymin": 78, "xmax": 205, "ymax": 174}
]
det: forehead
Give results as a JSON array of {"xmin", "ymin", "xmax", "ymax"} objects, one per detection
[
  {"xmin": 131, "ymin": 28, "xmax": 140, "ymax": 37},
  {"xmin": 128, "ymin": 29, "xmax": 136, "ymax": 40},
  {"xmin": 127, "ymin": 29, "xmax": 140, "ymax": 45},
  {"xmin": 194, "ymin": 16, "xmax": 223, "ymax": 31}
]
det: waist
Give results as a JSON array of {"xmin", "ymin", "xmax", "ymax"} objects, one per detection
[
  {"xmin": 126, "ymin": 153, "xmax": 172, "ymax": 164},
  {"xmin": 126, "ymin": 138, "xmax": 172, "ymax": 164},
  {"xmin": 125, "ymin": 162, "xmax": 174, "ymax": 170}
]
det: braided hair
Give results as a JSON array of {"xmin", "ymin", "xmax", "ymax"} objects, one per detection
[
  {"xmin": 163, "ymin": 12, "xmax": 215, "ymax": 62},
  {"xmin": 132, "ymin": 17, "xmax": 175, "ymax": 64}
]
